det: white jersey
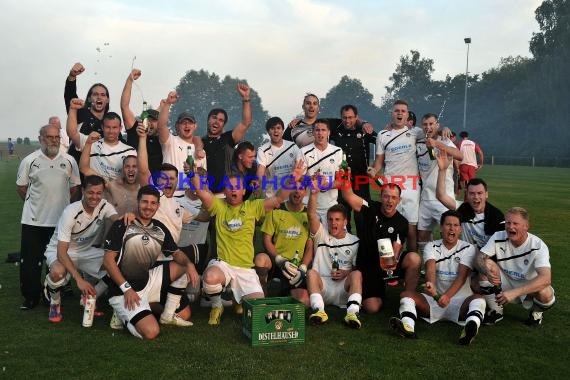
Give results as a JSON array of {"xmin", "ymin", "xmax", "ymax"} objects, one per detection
[
  {"xmin": 418, "ymin": 137, "xmax": 456, "ymax": 200},
  {"xmin": 423, "ymin": 239, "xmax": 476, "ymax": 298},
  {"xmin": 16, "ymin": 150, "xmax": 81, "ymax": 226},
  {"xmin": 311, "ymin": 224, "xmax": 359, "ymax": 277},
  {"xmin": 481, "ymin": 231, "xmax": 550, "ymax": 282},
  {"xmin": 460, "ymin": 211, "xmax": 491, "ymax": 248},
  {"xmin": 375, "ymin": 126, "xmax": 422, "ymax": 181},
  {"xmin": 153, "ymin": 192, "xmax": 192, "ymax": 244},
  {"xmin": 45, "ymin": 200, "xmax": 117, "ymax": 255},
  {"xmin": 59, "ymin": 127, "xmax": 70, "ymax": 154},
  {"xmin": 177, "ymin": 195, "xmax": 209, "ymax": 246},
  {"xmin": 302, "ymin": 143, "xmax": 342, "ymax": 213},
  {"xmin": 257, "ymin": 140, "xmax": 302, "ymax": 197},
  {"xmin": 161, "ymin": 134, "xmax": 207, "ymax": 196},
  {"xmin": 79, "ymin": 135, "xmax": 137, "ymax": 183}
]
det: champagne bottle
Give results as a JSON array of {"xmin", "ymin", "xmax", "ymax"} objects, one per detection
[{"xmin": 141, "ymin": 101, "xmax": 149, "ymax": 132}]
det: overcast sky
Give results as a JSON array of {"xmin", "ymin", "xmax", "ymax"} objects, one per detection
[{"xmin": 0, "ymin": 0, "xmax": 543, "ymax": 141}]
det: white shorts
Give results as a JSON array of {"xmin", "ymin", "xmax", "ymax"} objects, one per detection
[
  {"xmin": 397, "ymin": 187, "xmax": 419, "ymax": 224},
  {"xmin": 421, "ymin": 293, "xmax": 468, "ymax": 326},
  {"xmin": 418, "ymin": 200, "xmax": 448, "ymax": 231},
  {"xmin": 109, "ymin": 264, "xmax": 165, "ymax": 334},
  {"xmin": 322, "ymin": 276, "xmax": 349, "ymax": 308},
  {"xmin": 45, "ymin": 246, "xmax": 106, "ymax": 279},
  {"xmin": 206, "ymin": 259, "xmax": 263, "ymax": 303},
  {"xmin": 499, "ymin": 272, "xmax": 554, "ymax": 308}
]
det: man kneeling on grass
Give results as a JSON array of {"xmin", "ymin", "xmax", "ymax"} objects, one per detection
[
  {"xmin": 389, "ymin": 210, "xmax": 486, "ymax": 345},
  {"xmin": 477, "ymin": 207, "xmax": 555, "ymax": 326},
  {"xmin": 103, "ymin": 186, "xmax": 199, "ymax": 339}
]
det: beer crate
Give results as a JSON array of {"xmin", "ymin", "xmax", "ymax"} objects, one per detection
[{"xmin": 242, "ymin": 296, "xmax": 305, "ymax": 347}]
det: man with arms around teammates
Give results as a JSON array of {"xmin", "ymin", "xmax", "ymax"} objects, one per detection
[{"xmin": 189, "ymin": 159, "xmax": 305, "ymax": 326}]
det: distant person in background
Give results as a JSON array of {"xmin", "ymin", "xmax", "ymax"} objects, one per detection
[
  {"xmin": 16, "ymin": 124, "xmax": 80, "ymax": 310},
  {"xmin": 8, "ymin": 138, "xmax": 15, "ymax": 158},
  {"xmin": 48, "ymin": 116, "xmax": 70, "ymax": 155},
  {"xmin": 457, "ymin": 131, "xmax": 484, "ymax": 193},
  {"xmin": 406, "ymin": 111, "xmax": 417, "ymax": 128}
]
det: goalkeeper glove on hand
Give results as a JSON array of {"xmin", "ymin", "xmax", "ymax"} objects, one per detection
[
  {"xmin": 289, "ymin": 264, "xmax": 307, "ymax": 287},
  {"xmin": 275, "ymin": 255, "xmax": 298, "ymax": 280}
]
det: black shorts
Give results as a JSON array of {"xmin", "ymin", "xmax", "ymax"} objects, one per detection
[{"xmin": 361, "ymin": 250, "xmax": 413, "ymax": 300}]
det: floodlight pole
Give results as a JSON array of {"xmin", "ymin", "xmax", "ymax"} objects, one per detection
[{"xmin": 463, "ymin": 37, "xmax": 471, "ymax": 131}]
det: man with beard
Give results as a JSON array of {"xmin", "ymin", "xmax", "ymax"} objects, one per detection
[
  {"xmin": 104, "ymin": 186, "xmax": 199, "ymax": 339},
  {"xmin": 256, "ymin": 117, "xmax": 303, "ymax": 198},
  {"xmin": 67, "ymin": 100, "xmax": 136, "ymax": 183},
  {"xmin": 17, "ymin": 124, "xmax": 81, "ymax": 309},
  {"xmin": 80, "ymin": 137, "xmax": 139, "ymax": 216},
  {"xmin": 121, "ymin": 68, "xmax": 163, "ymax": 173},
  {"xmin": 341, "ymin": 182, "xmax": 420, "ymax": 314}
]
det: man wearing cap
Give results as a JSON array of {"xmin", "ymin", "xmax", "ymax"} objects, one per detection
[
  {"xmin": 158, "ymin": 91, "xmax": 207, "ymax": 197},
  {"xmin": 121, "ymin": 69, "xmax": 163, "ymax": 173}
]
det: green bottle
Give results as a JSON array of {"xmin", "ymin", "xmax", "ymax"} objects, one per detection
[
  {"xmin": 332, "ymin": 253, "xmax": 340, "ymax": 270},
  {"xmin": 186, "ymin": 146, "xmax": 194, "ymax": 171},
  {"xmin": 426, "ymin": 133, "xmax": 435, "ymax": 160},
  {"xmin": 340, "ymin": 153, "xmax": 348, "ymax": 172},
  {"xmin": 290, "ymin": 251, "xmax": 300, "ymax": 266}
]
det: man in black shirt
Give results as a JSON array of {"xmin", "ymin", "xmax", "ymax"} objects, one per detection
[
  {"xmin": 103, "ymin": 186, "xmax": 199, "ymax": 339},
  {"xmin": 341, "ymin": 183, "xmax": 421, "ymax": 314},
  {"xmin": 330, "ymin": 104, "xmax": 376, "ymax": 233}
]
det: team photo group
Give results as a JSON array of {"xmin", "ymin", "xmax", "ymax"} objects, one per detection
[{"xmin": 16, "ymin": 62, "xmax": 555, "ymax": 343}]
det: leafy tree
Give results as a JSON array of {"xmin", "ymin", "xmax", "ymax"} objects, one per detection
[
  {"xmin": 171, "ymin": 69, "xmax": 269, "ymax": 145},
  {"xmin": 319, "ymin": 75, "xmax": 382, "ymax": 125},
  {"xmin": 23, "ymin": 137, "xmax": 30, "ymax": 145},
  {"xmin": 16, "ymin": 137, "xmax": 22, "ymax": 144}
]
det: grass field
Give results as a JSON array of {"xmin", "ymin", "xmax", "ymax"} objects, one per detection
[{"xmin": 1, "ymin": 157, "xmax": 569, "ymax": 379}]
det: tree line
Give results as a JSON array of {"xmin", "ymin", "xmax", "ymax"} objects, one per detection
[{"xmin": 169, "ymin": 0, "xmax": 569, "ymax": 162}]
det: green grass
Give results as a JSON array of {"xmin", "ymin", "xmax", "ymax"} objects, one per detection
[{"xmin": 1, "ymin": 161, "xmax": 569, "ymax": 379}]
